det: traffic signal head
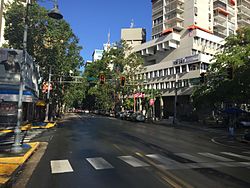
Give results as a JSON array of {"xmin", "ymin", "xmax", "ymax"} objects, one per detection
[
  {"xmin": 120, "ymin": 76, "xmax": 126, "ymax": 87},
  {"xmin": 99, "ymin": 74, "xmax": 105, "ymax": 84},
  {"xmin": 200, "ymin": 72, "xmax": 206, "ymax": 84}
]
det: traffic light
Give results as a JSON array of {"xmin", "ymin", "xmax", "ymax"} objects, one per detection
[
  {"xmin": 227, "ymin": 67, "xmax": 233, "ymax": 80},
  {"xmin": 99, "ymin": 74, "xmax": 105, "ymax": 84},
  {"xmin": 120, "ymin": 76, "xmax": 126, "ymax": 87},
  {"xmin": 200, "ymin": 72, "xmax": 206, "ymax": 84}
]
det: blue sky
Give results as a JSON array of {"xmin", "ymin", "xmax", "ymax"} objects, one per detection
[{"xmin": 42, "ymin": 0, "xmax": 152, "ymax": 62}]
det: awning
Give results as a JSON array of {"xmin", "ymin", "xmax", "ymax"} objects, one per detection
[
  {"xmin": 0, "ymin": 89, "xmax": 36, "ymax": 102},
  {"xmin": 187, "ymin": 24, "xmax": 213, "ymax": 34}
]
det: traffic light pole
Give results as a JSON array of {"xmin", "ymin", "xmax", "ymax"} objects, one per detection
[{"xmin": 45, "ymin": 66, "xmax": 52, "ymax": 122}]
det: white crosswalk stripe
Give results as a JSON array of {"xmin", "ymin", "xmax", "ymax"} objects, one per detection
[
  {"xmin": 50, "ymin": 160, "xmax": 74, "ymax": 174},
  {"xmin": 221, "ymin": 152, "xmax": 250, "ymax": 161},
  {"xmin": 86, "ymin": 157, "xmax": 114, "ymax": 170},
  {"xmin": 146, "ymin": 154, "xmax": 185, "ymax": 169},
  {"xmin": 118, "ymin": 156, "xmax": 149, "ymax": 167},
  {"xmin": 175, "ymin": 153, "xmax": 207, "ymax": 163},
  {"xmin": 198, "ymin": 152, "xmax": 234, "ymax": 162},
  {"xmin": 243, "ymin": 151, "xmax": 250, "ymax": 154}
]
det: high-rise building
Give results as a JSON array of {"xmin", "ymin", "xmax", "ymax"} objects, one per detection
[
  {"xmin": 132, "ymin": 0, "xmax": 241, "ymax": 118},
  {"xmin": 237, "ymin": 0, "xmax": 250, "ymax": 28},
  {"xmin": 92, "ymin": 49, "xmax": 104, "ymax": 62}
]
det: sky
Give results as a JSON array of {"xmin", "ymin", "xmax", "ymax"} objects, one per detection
[{"xmin": 42, "ymin": 0, "xmax": 152, "ymax": 62}]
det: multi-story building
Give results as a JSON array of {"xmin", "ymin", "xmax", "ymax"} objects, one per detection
[
  {"xmin": 237, "ymin": 0, "xmax": 250, "ymax": 28},
  {"xmin": 92, "ymin": 49, "xmax": 104, "ymax": 62},
  {"xmin": 132, "ymin": 0, "xmax": 239, "ymax": 118}
]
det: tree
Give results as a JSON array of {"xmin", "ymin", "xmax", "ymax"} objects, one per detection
[
  {"xmin": 192, "ymin": 26, "xmax": 250, "ymax": 110},
  {"xmin": 82, "ymin": 40, "xmax": 144, "ymax": 111},
  {"xmin": 3, "ymin": 0, "xmax": 84, "ymax": 112}
]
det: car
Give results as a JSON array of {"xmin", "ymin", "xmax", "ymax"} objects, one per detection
[
  {"xmin": 131, "ymin": 112, "xmax": 145, "ymax": 122},
  {"xmin": 124, "ymin": 110, "xmax": 134, "ymax": 120}
]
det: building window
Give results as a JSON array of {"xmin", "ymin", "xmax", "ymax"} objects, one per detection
[
  {"xmin": 175, "ymin": 66, "xmax": 180, "ymax": 74},
  {"xmin": 164, "ymin": 68, "xmax": 168, "ymax": 76},
  {"xmin": 182, "ymin": 65, "xmax": 187, "ymax": 72},
  {"xmin": 169, "ymin": 67, "xmax": 174, "ymax": 75}
]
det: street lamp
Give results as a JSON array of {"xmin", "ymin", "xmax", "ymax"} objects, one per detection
[{"xmin": 11, "ymin": 0, "xmax": 63, "ymax": 153}]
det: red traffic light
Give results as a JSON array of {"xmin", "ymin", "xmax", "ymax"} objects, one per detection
[{"xmin": 120, "ymin": 76, "xmax": 126, "ymax": 87}]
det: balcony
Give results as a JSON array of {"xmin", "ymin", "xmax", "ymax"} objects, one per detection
[
  {"xmin": 238, "ymin": 10, "xmax": 250, "ymax": 19},
  {"xmin": 166, "ymin": 0, "xmax": 184, "ymax": 5},
  {"xmin": 165, "ymin": 13, "xmax": 184, "ymax": 23},
  {"xmin": 214, "ymin": 21, "xmax": 227, "ymax": 29},
  {"xmin": 166, "ymin": 21, "xmax": 184, "ymax": 31},
  {"xmin": 214, "ymin": 12, "xmax": 227, "ymax": 22},
  {"xmin": 238, "ymin": 18, "xmax": 250, "ymax": 26},
  {"xmin": 133, "ymin": 32, "xmax": 180, "ymax": 56},
  {"xmin": 214, "ymin": 30, "xmax": 227, "ymax": 38},
  {"xmin": 238, "ymin": 4, "xmax": 250, "ymax": 16}
]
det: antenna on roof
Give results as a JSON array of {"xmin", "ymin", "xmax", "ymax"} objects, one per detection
[{"xmin": 130, "ymin": 19, "xmax": 134, "ymax": 28}]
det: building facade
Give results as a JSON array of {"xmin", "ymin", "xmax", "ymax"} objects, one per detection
[
  {"xmin": 121, "ymin": 28, "xmax": 146, "ymax": 49},
  {"xmin": 0, "ymin": 48, "xmax": 40, "ymax": 128},
  {"xmin": 132, "ymin": 0, "xmax": 241, "ymax": 119},
  {"xmin": 92, "ymin": 49, "xmax": 104, "ymax": 62},
  {"xmin": 237, "ymin": 0, "xmax": 250, "ymax": 28}
]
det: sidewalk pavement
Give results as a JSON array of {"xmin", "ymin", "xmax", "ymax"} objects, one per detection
[
  {"xmin": 153, "ymin": 119, "xmax": 250, "ymax": 147},
  {"xmin": 0, "ymin": 142, "xmax": 40, "ymax": 187}
]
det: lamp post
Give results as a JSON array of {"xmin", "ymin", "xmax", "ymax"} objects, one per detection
[{"xmin": 11, "ymin": 0, "xmax": 63, "ymax": 153}]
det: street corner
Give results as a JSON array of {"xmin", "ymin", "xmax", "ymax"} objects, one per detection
[
  {"xmin": 211, "ymin": 135, "xmax": 250, "ymax": 148},
  {"xmin": 44, "ymin": 122, "xmax": 57, "ymax": 129},
  {"xmin": 0, "ymin": 142, "xmax": 40, "ymax": 187},
  {"xmin": 29, "ymin": 121, "xmax": 57, "ymax": 129}
]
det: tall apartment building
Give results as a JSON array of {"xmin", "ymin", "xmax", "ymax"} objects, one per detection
[
  {"xmin": 237, "ymin": 0, "xmax": 250, "ymax": 28},
  {"xmin": 132, "ymin": 0, "xmax": 240, "ymax": 118},
  {"xmin": 121, "ymin": 28, "xmax": 146, "ymax": 49}
]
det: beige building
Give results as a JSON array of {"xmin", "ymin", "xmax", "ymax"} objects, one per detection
[
  {"xmin": 121, "ymin": 28, "xmax": 146, "ymax": 49},
  {"xmin": 131, "ymin": 0, "xmax": 242, "ymax": 118},
  {"xmin": 237, "ymin": 0, "xmax": 250, "ymax": 28}
]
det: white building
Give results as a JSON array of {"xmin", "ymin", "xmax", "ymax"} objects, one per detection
[
  {"xmin": 132, "ymin": 0, "xmax": 240, "ymax": 118},
  {"xmin": 92, "ymin": 49, "xmax": 104, "ymax": 62}
]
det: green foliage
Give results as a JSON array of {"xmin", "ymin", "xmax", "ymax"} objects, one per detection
[
  {"xmin": 83, "ymin": 40, "xmax": 144, "ymax": 110},
  {"xmin": 3, "ymin": 0, "xmax": 84, "ymax": 110},
  {"xmin": 192, "ymin": 26, "xmax": 250, "ymax": 108}
]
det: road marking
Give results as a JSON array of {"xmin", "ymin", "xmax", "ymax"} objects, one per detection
[
  {"xmin": 198, "ymin": 152, "xmax": 234, "ymax": 162},
  {"xmin": 118, "ymin": 156, "xmax": 149, "ymax": 167},
  {"xmin": 175, "ymin": 153, "xmax": 207, "ymax": 163},
  {"xmin": 146, "ymin": 154, "xmax": 184, "ymax": 169},
  {"xmin": 50, "ymin": 160, "xmax": 73, "ymax": 174},
  {"xmin": 221, "ymin": 152, "xmax": 250, "ymax": 161},
  {"xmin": 243, "ymin": 151, "xmax": 250, "ymax": 154},
  {"xmin": 86, "ymin": 157, "xmax": 114, "ymax": 170}
]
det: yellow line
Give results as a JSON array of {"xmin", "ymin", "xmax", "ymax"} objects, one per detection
[{"xmin": 135, "ymin": 152, "xmax": 194, "ymax": 188}]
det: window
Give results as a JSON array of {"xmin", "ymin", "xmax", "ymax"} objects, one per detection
[
  {"xmin": 182, "ymin": 65, "xmax": 187, "ymax": 72},
  {"xmin": 194, "ymin": 7, "xmax": 198, "ymax": 16},
  {"xmin": 175, "ymin": 66, "xmax": 180, "ymax": 73},
  {"xmin": 169, "ymin": 67, "xmax": 174, "ymax": 75},
  {"xmin": 164, "ymin": 68, "xmax": 168, "ymax": 76}
]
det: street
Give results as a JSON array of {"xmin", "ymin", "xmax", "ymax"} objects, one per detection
[{"xmin": 17, "ymin": 113, "xmax": 250, "ymax": 188}]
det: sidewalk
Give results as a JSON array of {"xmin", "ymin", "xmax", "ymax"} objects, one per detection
[
  {"xmin": 0, "ymin": 142, "xmax": 40, "ymax": 187},
  {"xmin": 153, "ymin": 119, "xmax": 250, "ymax": 147}
]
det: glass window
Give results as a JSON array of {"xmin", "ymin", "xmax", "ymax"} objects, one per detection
[
  {"xmin": 175, "ymin": 66, "xmax": 180, "ymax": 73},
  {"xmin": 182, "ymin": 65, "xmax": 187, "ymax": 72},
  {"xmin": 169, "ymin": 67, "xmax": 174, "ymax": 75}
]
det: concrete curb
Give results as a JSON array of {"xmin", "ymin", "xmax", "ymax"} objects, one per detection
[
  {"xmin": 0, "ymin": 142, "xmax": 40, "ymax": 187},
  {"xmin": 0, "ymin": 122, "xmax": 57, "ymax": 134}
]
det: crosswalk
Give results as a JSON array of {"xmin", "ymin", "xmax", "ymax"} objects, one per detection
[
  {"xmin": 0, "ymin": 129, "xmax": 44, "ymax": 146},
  {"xmin": 50, "ymin": 151, "xmax": 250, "ymax": 174}
]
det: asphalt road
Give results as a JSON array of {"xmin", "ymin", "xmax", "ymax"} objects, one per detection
[{"xmin": 23, "ymin": 113, "xmax": 250, "ymax": 188}]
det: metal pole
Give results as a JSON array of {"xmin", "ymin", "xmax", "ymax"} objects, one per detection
[
  {"xmin": 45, "ymin": 66, "xmax": 52, "ymax": 122},
  {"xmin": 11, "ymin": 0, "xmax": 30, "ymax": 153},
  {"xmin": 173, "ymin": 73, "xmax": 178, "ymax": 124}
]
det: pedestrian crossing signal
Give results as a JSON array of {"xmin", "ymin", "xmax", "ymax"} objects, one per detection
[
  {"xmin": 100, "ymin": 74, "xmax": 105, "ymax": 84},
  {"xmin": 120, "ymin": 76, "xmax": 126, "ymax": 87}
]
